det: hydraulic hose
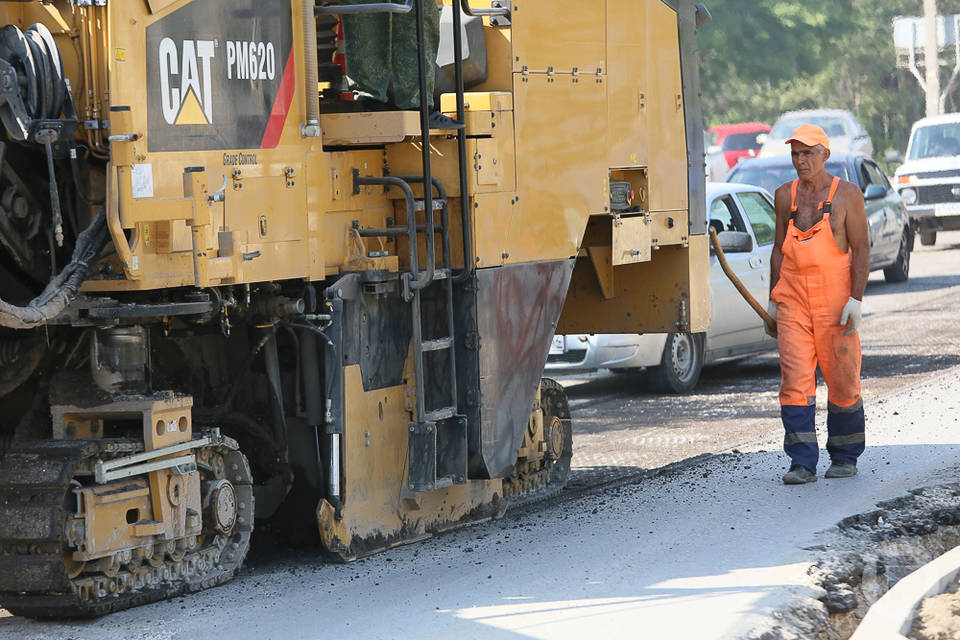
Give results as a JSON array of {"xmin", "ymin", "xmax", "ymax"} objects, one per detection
[
  {"xmin": 0, "ymin": 208, "xmax": 107, "ymax": 329},
  {"xmin": 69, "ymin": 147, "xmax": 105, "ymax": 206}
]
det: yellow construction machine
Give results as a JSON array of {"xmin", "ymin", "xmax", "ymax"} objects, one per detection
[{"xmin": 0, "ymin": 0, "xmax": 710, "ymax": 617}]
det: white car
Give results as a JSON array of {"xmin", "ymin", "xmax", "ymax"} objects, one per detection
[
  {"xmin": 891, "ymin": 112, "xmax": 960, "ymax": 247},
  {"xmin": 759, "ymin": 109, "xmax": 873, "ymax": 158},
  {"xmin": 546, "ymin": 183, "xmax": 777, "ymax": 393}
]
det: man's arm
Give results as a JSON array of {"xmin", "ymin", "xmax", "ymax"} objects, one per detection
[
  {"xmin": 770, "ymin": 184, "xmax": 791, "ymax": 295},
  {"xmin": 843, "ymin": 184, "xmax": 870, "ymax": 300}
]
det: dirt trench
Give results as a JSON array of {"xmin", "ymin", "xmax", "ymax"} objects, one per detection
[{"xmin": 743, "ymin": 484, "xmax": 960, "ymax": 640}]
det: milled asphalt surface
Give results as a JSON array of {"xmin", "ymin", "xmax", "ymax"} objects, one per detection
[{"xmin": 3, "ymin": 232, "xmax": 960, "ymax": 639}]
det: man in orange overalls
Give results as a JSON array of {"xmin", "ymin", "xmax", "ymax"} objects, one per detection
[{"xmin": 767, "ymin": 124, "xmax": 870, "ymax": 485}]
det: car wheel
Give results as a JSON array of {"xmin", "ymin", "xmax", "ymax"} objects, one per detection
[
  {"xmin": 920, "ymin": 231, "xmax": 937, "ymax": 246},
  {"xmin": 649, "ymin": 332, "xmax": 704, "ymax": 394},
  {"xmin": 883, "ymin": 228, "xmax": 911, "ymax": 283}
]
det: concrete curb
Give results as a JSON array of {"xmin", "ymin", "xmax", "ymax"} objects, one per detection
[{"xmin": 851, "ymin": 545, "xmax": 960, "ymax": 639}]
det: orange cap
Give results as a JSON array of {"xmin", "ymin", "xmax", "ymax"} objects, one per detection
[{"xmin": 785, "ymin": 124, "xmax": 830, "ymax": 150}]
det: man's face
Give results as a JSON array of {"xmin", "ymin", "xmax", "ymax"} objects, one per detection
[{"xmin": 791, "ymin": 141, "xmax": 829, "ymax": 179}]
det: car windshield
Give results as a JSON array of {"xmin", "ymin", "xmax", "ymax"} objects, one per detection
[
  {"xmin": 908, "ymin": 123, "xmax": 960, "ymax": 159},
  {"xmin": 721, "ymin": 132, "xmax": 765, "ymax": 151},
  {"xmin": 726, "ymin": 162, "xmax": 851, "ymax": 195},
  {"xmin": 770, "ymin": 116, "xmax": 851, "ymax": 139}
]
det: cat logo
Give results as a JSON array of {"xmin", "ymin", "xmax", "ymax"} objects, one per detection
[{"xmin": 158, "ymin": 37, "xmax": 215, "ymax": 126}]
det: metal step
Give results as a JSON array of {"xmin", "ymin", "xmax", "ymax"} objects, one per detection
[
  {"xmin": 421, "ymin": 337, "xmax": 452, "ymax": 352},
  {"xmin": 414, "ymin": 198, "xmax": 447, "ymax": 212},
  {"xmin": 424, "ymin": 407, "xmax": 457, "ymax": 422}
]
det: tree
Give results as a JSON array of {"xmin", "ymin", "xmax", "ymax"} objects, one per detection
[{"xmin": 698, "ymin": 0, "xmax": 960, "ymax": 159}]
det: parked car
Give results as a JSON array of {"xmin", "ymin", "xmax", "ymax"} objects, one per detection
[
  {"xmin": 890, "ymin": 112, "xmax": 960, "ymax": 246},
  {"xmin": 547, "ymin": 183, "xmax": 779, "ymax": 393},
  {"xmin": 727, "ymin": 153, "xmax": 912, "ymax": 283},
  {"xmin": 709, "ymin": 122, "xmax": 770, "ymax": 169},
  {"xmin": 704, "ymin": 130, "xmax": 729, "ymax": 182},
  {"xmin": 759, "ymin": 109, "xmax": 873, "ymax": 158}
]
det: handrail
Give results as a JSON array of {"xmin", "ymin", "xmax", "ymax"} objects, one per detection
[
  {"xmin": 411, "ymin": 0, "xmax": 435, "ymax": 292},
  {"xmin": 352, "ymin": 173, "xmax": 434, "ymax": 294},
  {"xmin": 315, "ymin": 0, "xmax": 412, "ymax": 15},
  {"xmin": 451, "ymin": 0, "xmax": 474, "ymax": 282},
  {"xmin": 108, "ymin": 165, "xmax": 140, "ymax": 280},
  {"xmin": 301, "ymin": 0, "xmax": 320, "ymax": 136},
  {"xmin": 462, "ymin": 0, "xmax": 510, "ymax": 18},
  {"xmin": 397, "ymin": 175, "xmax": 445, "ymax": 290}
]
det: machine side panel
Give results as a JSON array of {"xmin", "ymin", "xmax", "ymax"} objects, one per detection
[
  {"xmin": 645, "ymin": 0, "xmax": 688, "ymax": 215},
  {"xmin": 471, "ymin": 260, "xmax": 573, "ymax": 478},
  {"xmin": 510, "ymin": 0, "xmax": 605, "ymax": 75},
  {"xmin": 508, "ymin": 73, "xmax": 607, "ymax": 265},
  {"xmin": 606, "ymin": 0, "xmax": 648, "ymax": 169}
]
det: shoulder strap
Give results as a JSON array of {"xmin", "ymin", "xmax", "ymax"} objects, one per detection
[
  {"xmin": 827, "ymin": 175, "xmax": 840, "ymax": 201},
  {"xmin": 790, "ymin": 179, "xmax": 798, "ymax": 215},
  {"xmin": 819, "ymin": 176, "xmax": 841, "ymax": 213}
]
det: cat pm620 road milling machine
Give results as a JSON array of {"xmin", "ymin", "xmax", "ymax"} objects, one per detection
[{"xmin": 0, "ymin": 0, "xmax": 711, "ymax": 618}]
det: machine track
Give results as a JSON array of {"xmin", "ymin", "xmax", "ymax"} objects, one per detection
[
  {"xmin": 502, "ymin": 378, "xmax": 573, "ymax": 510},
  {"xmin": 0, "ymin": 432, "xmax": 253, "ymax": 618}
]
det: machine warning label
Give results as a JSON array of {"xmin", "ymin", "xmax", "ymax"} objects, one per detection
[{"xmin": 145, "ymin": 0, "xmax": 294, "ymax": 153}]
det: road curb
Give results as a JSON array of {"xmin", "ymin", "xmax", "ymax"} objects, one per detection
[{"xmin": 850, "ymin": 544, "xmax": 960, "ymax": 639}]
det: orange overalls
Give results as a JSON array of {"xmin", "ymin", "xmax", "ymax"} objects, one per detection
[{"xmin": 770, "ymin": 177, "xmax": 865, "ymax": 472}]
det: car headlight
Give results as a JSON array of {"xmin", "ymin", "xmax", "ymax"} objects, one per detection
[{"xmin": 900, "ymin": 188, "xmax": 918, "ymax": 205}]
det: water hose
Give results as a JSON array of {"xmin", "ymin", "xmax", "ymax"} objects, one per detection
[{"xmin": 708, "ymin": 227, "xmax": 776, "ymax": 336}]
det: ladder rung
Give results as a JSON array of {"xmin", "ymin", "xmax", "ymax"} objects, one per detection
[
  {"xmin": 422, "ymin": 338, "xmax": 452, "ymax": 352},
  {"xmin": 424, "ymin": 407, "xmax": 456, "ymax": 421},
  {"xmin": 414, "ymin": 199, "xmax": 447, "ymax": 211}
]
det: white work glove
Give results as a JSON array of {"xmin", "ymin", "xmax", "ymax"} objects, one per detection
[
  {"xmin": 840, "ymin": 297, "xmax": 862, "ymax": 336},
  {"xmin": 765, "ymin": 300, "xmax": 778, "ymax": 338}
]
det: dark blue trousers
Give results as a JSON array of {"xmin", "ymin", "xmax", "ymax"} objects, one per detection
[{"xmin": 782, "ymin": 402, "xmax": 865, "ymax": 472}]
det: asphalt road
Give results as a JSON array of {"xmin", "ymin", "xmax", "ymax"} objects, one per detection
[
  {"xmin": 563, "ymin": 230, "xmax": 960, "ymax": 490},
  {"xmin": 4, "ymin": 231, "xmax": 960, "ymax": 640}
]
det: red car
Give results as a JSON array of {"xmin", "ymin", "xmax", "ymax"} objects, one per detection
[{"xmin": 709, "ymin": 122, "xmax": 770, "ymax": 170}]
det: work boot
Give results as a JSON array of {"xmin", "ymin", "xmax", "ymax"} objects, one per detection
[
  {"xmin": 824, "ymin": 463, "xmax": 857, "ymax": 479},
  {"xmin": 428, "ymin": 111, "xmax": 465, "ymax": 130},
  {"xmin": 782, "ymin": 465, "xmax": 817, "ymax": 485}
]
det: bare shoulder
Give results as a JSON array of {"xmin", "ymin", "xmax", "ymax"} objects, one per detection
[
  {"xmin": 835, "ymin": 179, "xmax": 864, "ymax": 204},
  {"xmin": 774, "ymin": 181, "xmax": 792, "ymax": 198},
  {"xmin": 773, "ymin": 182, "xmax": 792, "ymax": 208}
]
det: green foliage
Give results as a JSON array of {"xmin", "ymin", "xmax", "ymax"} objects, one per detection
[{"xmin": 699, "ymin": 0, "xmax": 960, "ymax": 164}]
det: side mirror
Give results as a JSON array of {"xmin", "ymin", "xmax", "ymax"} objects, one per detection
[
  {"xmin": 885, "ymin": 150, "xmax": 905, "ymax": 164},
  {"xmin": 864, "ymin": 184, "xmax": 887, "ymax": 200},
  {"xmin": 717, "ymin": 230, "xmax": 753, "ymax": 253},
  {"xmin": 756, "ymin": 133, "xmax": 769, "ymax": 146}
]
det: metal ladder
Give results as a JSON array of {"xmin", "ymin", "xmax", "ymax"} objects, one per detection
[
  {"xmin": 353, "ymin": 171, "xmax": 465, "ymax": 492},
  {"xmin": 341, "ymin": 0, "xmax": 508, "ymax": 492}
]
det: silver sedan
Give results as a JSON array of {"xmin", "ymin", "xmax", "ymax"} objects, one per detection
[{"xmin": 546, "ymin": 182, "xmax": 777, "ymax": 393}]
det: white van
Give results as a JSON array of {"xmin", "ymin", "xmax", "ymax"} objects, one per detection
[{"xmin": 893, "ymin": 113, "xmax": 960, "ymax": 246}]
